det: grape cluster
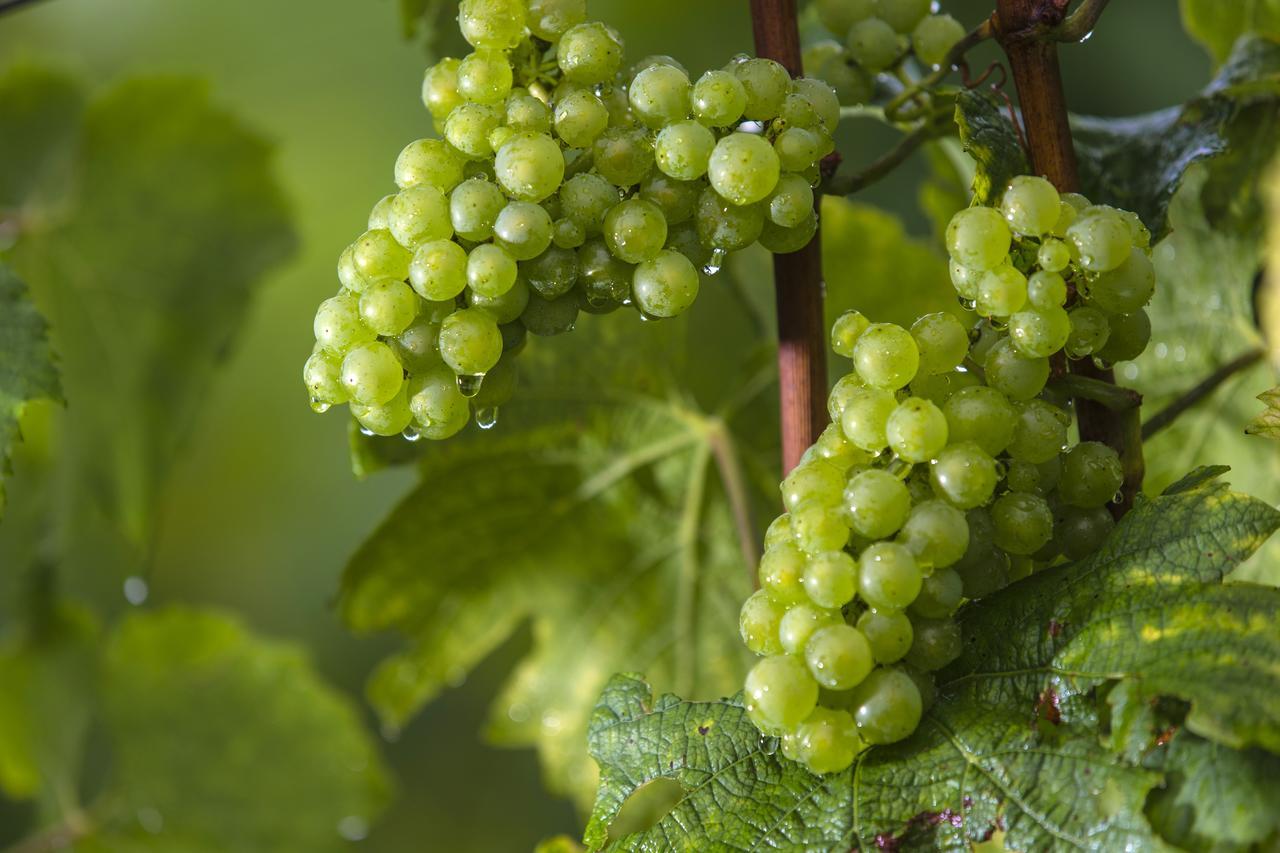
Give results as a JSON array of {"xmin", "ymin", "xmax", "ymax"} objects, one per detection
[
  {"xmin": 803, "ymin": 0, "xmax": 967, "ymax": 107},
  {"xmin": 303, "ymin": 0, "xmax": 840, "ymax": 440},
  {"xmin": 738, "ymin": 176, "xmax": 1153, "ymax": 776}
]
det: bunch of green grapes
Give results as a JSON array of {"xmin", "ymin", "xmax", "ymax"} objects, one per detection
[
  {"xmin": 303, "ymin": 0, "xmax": 840, "ymax": 440},
  {"xmin": 802, "ymin": 0, "xmax": 968, "ymax": 107},
  {"xmin": 738, "ymin": 177, "xmax": 1153, "ymax": 776}
]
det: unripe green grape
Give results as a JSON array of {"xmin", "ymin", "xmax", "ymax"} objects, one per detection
[
  {"xmin": 977, "ymin": 264, "xmax": 1028, "ymax": 317},
  {"xmin": 521, "ymin": 244, "xmax": 579, "ymax": 298},
  {"xmin": 1056, "ymin": 505, "xmax": 1115, "ymax": 561},
  {"xmin": 351, "ymin": 383, "xmax": 414, "ymax": 436},
  {"xmin": 858, "ymin": 542, "xmax": 922, "ymax": 611},
  {"xmin": 850, "ymin": 667, "xmax": 922, "ymax": 744},
  {"xmin": 639, "ymin": 173, "xmax": 700, "ymax": 225},
  {"xmin": 695, "ymin": 187, "xmax": 765, "ymax": 251},
  {"xmin": 759, "ymin": 210, "xmax": 818, "ymax": 254},
  {"xmin": 857, "ymin": 609, "xmax": 912, "ymax": 664},
  {"xmin": 1065, "ymin": 306, "xmax": 1111, "ymax": 358},
  {"xmin": 526, "ymin": 0, "xmax": 586, "ymax": 40},
  {"xmin": 910, "ymin": 567, "xmax": 963, "ymax": 619},
  {"xmin": 839, "ymin": 386, "xmax": 897, "ymax": 452},
  {"xmin": 930, "ymin": 441, "xmax": 997, "ymax": 509},
  {"xmin": 552, "ymin": 217, "xmax": 586, "ymax": 249},
  {"xmin": 576, "ymin": 237, "xmax": 634, "ymax": 305},
  {"xmin": 846, "ymin": 17, "xmax": 902, "ymax": 72},
  {"xmin": 456, "ymin": 49, "xmax": 513, "ymax": 104},
  {"xmin": 358, "ymin": 278, "xmax": 419, "ymax": 336},
  {"xmin": 745, "ymin": 654, "xmax": 819, "ymax": 732},
  {"xmin": 1027, "ymin": 270, "xmax": 1067, "ymax": 309},
  {"xmin": 908, "ymin": 371, "xmax": 957, "ymax": 407},
  {"xmin": 1008, "ymin": 400, "xmax": 1069, "ymax": 463},
  {"xmin": 341, "ymin": 341, "xmax": 404, "ymax": 405},
  {"xmin": 708, "ymin": 132, "xmax": 781, "ymax": 207},
  {"xmin": 558, "ymin": 22, "xmax": 624, "ymax": 83},
  {"xmin": 494, "ymin": 132, "xmax": 565, "ymax": 202},
  {"xmin": 603, "ymin": 198, "xmax": 667, "ymax": 264},
  {"xmin": 1087, "ymin": 246, "xmax": 1154, "ymax": 314},
  {"xmin": 853, "ymin": 323, "xmax": 919, "ymax": 389},
  {"xmin": 304, "ymin": 349, "xmax": 349, "ymax": 406},
  {"xmin": 831, "ymin": 309, "xmax": 870, "ymax": 357},
  {"xmin": 841, "ymin": 470, "xmax": 908, "ymax": 540},
  {"xmin": 519, "ymin": 291, "xmax": 579, "ymax": 335},
  {"xmin": 444, "ymin": 103, "xmax": 503, "ymax": 160},
  {"xmin": 1060, "ymin": 441, "xmax": 1123, "ymax": 508},
  {"xmin": 904, "ymin": 617, "xmax": 961, "ymax": 672},
  {"xmin": 912, "ymin": 14, "xmax": 965, "ymax": 67},
  {"xmin": 1038, "ymin": 238, "xmax": 1070, "ymax": 272},
  {"xmin": 353, "ymin": 229, "xmax": 412, "ymax": 281},
  {"xmin": 632, "ymin": 250, "xmax": 699, "ymax": 318},
  {"xmin": 759, "ymin": 541, "xmax": 807, "ymax": 603},
  {"xmin": 764, "ymin": 514, "xmax": 794, "ymax": 551},
  {"xmin": 791, "ymin": 77, "xmax": 841, "ymax": 133},
  {"xmin": 592, "ymin": 126, "xmax": 655, "ymax": 187},
  {"xmin": 553, "ymin": 89, "xmax": 609, "ymax": 148},
  {"xmin": 560, "ymin": 172, "xmax": 618, "ymax": 234},
  {"xmin": 739, "ymin": 589, "xmax": 785, "ymax": 656},
  {"xmin": 816, "ymin": 0, "xmax": 878, "ymax": 37},
  {"xmin": 654, "ymin": 121, "xmax": 716, "ymax": 183},
  {"xmin": 314, "ymin": 293, "xmax": 376, "ymax": 354},
  {"xmin": 781, "ymin": 458, "xmax": 844, "ymax": 510},
  {"xmin": 690, "ymin": 69, "xmax": 748, "ymax": 127},
  {"xmin": 389, "ymin": 185, "xmax": 453, "ymax": 249},
  {"xmin": 803, "ymin": 550, "xmax": 858, "ymax": 609},
  {"xmin": 984, "ymin": 339, "xmax": 1050, "ymax": 401},
  {"xmin": 1061, "ymin": 192, "xmax": 1091, "ymax": 213},
  {"xmin": 469, "ymin": 275, "xmax": 530, "ymax": 323},
  {"xmin": 910, "ymin": 312, "xmax": 968, "ymax": 375},
  {"xmin": 949, "ymin": 259, "xmax": 983, "ymax": 299},
  {"xmin": 795, "ymin": 707, "xmax": 863, "ymax": 774},
  {"xmin": 899, "ymin": 499, "xmax": 969, "ymax": 569},
  {"xmin": 805, "ymin": 624, "xmax": 874, "ymax": 690},
  {"xmin": 337, "ymin": 246, "xmax": 370, "ymax": 293},
  {"xmin": 886, "ymin": 397, "xmax": 948, "ymax": 463},
  {"xmin": 946, "ymin": 206, "xmax": 1011, "ymax": 270},
  {"xmin": 409, "ymin": 240, "xmax": 468, "ymax": 301},
  {"xmin": 465, "ymin": 243, "xmax": 518, "ymax": 298},
  {"xmin": 732, "ymin": 57, "xmax": 791, "ymax": 120},
  {"xmin": 391, "ymin": 319, "xmax": 444, "ymax": 373},
  {"xmin": 778, "ymin": 89, "xmax": 820, "ymax": 130},
  {"xmin": 457, "ymin": 0, "xmax": 525, "ymax": 49},
  {"xmin": 449, "ymin": 177, "xmax": 506, "ymax": 241},
  {"xmin": 1037, "ymin": 455, "xmax": 1062, "ymax": 492},
  {"xmin": 628, "ymin": 63, "xmax": 690, "ymax": 128},
  {"xmin": 422, "ymin": 58, "xmax": 463, "ymax": 122},
  {"xmin": 1009, "ymin": 306, "xmax": 1070, "ymax": 358},
  {"xmin": 774, "ymin": 127, "xmax": 831, "ymax": 173},
  {"xmin": 1067, "ymin": 206, "xmax": 1133, "ymax": 272},
  {"xmin": 943, "ymin": 385, "xmax": 1015, "ymax": 456},
  {"xmin": 1095, "ymin": 308, "xmax": 1150, "ymax": 363},
  {"xmin": 999, "ymin": 175, "xmax": 1060, "ymax": 237},
  {"xmin": 439, "ymin": 307, "xmax": 503, "ymax": 376},
  {"xmin": 991, "ymin": 491, "xmax": 1054, "ymax": 555},
  {"xmin": 493, "ymin": 201, "xmax": 554, "ymax": 260}
]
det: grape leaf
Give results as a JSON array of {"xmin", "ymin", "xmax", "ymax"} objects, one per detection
[
  {"xmin": 584, "ymin": 480, "xmax": 1280, "ymax": 851},
  {"xmin": 954, "ymin": 89, "xmax": 1028, "ymax": 206},
  {"xmin": 1180, "ymin": 0, "xmax": 1280, "ymax": 64},
  {"xmin": 918, "ymin": 138, "xmax": 975, "ymax": 247},
  {"xmin": 1245, "ymin": 386, "xmax": 1280, "ymax": 438},
  {"xmin": 0, "ymin": 262, "xmax": 61, "ymax": 519}
]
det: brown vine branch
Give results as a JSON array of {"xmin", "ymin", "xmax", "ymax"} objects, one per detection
[
  {"xmin": 821, "ymin": 122, "xmax": 940, "ymax": 196},
  {"xmin": 1057, "ymin": 0, "xmax": 1112, "ymax": 42},
  {"xmin": 1050, "ymin": 374, "xmax": 1142, "ymax": 411},
  {"xmin": 1142, "ymin": 348, "xmax": 1267, "ymax": 440}
]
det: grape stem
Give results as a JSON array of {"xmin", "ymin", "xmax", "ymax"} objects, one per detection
[
  {"xmin": 822, "ymin": 111, "xmax": 952, "ymax": 196},
  {"xmin": 882, "ymin": 17, "xmax": 997, "ymax": 123},
  {"xmin": 749, "ymin": 0, "xmax": 829, "ymax": 476},
  {"xmin": 1050, "ymin": 374, "xmax": 1142, "ymax": 412},
  {"xmin": 1141, "ymin": 348, "xmax": 1266, "ymax": 441},
  {"xmin": 993, "ymin": 0, "xmax": 1143, "ymax": 517}
]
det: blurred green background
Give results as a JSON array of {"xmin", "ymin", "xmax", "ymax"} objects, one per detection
[{"xmin": 0, "ymin": 0, "xmax": 1213, "ymax": 849}]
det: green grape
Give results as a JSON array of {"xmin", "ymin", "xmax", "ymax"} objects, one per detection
[
  {"xmin": 781, "ymin": 458, "xmax": 844, "ymax": 511},
  {"xmin": 553, "ymin": 89, "xmax": 609, "ymax": 148},
  {"xmin": 977, "ymin": 264, "xmax": 1028, "ymax": 317},
  {"xmin": 444, "ymin": 103, "xmax": 503, "ymax": 160},
  {"xmin": 353, "ymin": 228, "xmax": 412, "ymax": 280},
  {"xmin": 493, "ymin": 201, "xmax": 554, "ymax": 260},
  {"xmin": 929, "ymin": 441, "xmax": 997, "ymax": 509},
  {"xmin": 842, "ymin": 468, "xmax": 910, "ymax": 538},
  {"xmin": 999, "ymin": 175, "xmax": 1060, "ymax": 237},
  {"xmin": 745, "ymin": 654, "xmax": 819, "ymax": 732},
  {"xmin": 815, "ymin": 425, "xmax": 871, "ymax": 471},
  {"xmin": 351, "ymin": 384, "xmax": 414, "ymax": 437},
  {"xmin": 885, "ymin": 397, "xmax": 948, "ymax": 463},
  {"xmin": 457, "ymin": 0, "xmax": 524, "ymax": 48},
  {"xmin": 303, "ymin": 349, "xmax": 349, "ymax": 406},
  {"xmin": 1008, "ymin": 400, "xmax": 1068, "ymax": 463},
  {"xmin": 498, "ymin": 320, "xmax": 527, "ymax": 354},
  {"xmin": 1009, "ymin": 306, "xmax": 1070, "ymax": 358},
  {"xmin": 456, "ymin": 49, "xmax": 513, "ymax": 104},
  {"xmin": 856, "ymin": 609, "xmax": 913, "ymax": 664},
  {"xmin": 521, "ymin": 244, "xmax": 579, "ymax": 298},
  {"xmin": 632, "ymin": 250, "xmax": 699, "ymax": 318},
  {"xmin": 449, "ymin": 177, "xmax": 506, "ymax": 241},
  {"xmin": 815, "ymin": 0, "xmax": 877, "ymax": 37},
  {"xmin": 1056, "ymin": 505, "xmax": 1115, "ymax": 561},
  {"xmin": 421, "ymin": 58, "xmax": 463, "ymax": 123},
  {"xmin": 337, "ymin": 247, "xmax": 370, "ymax": 293},
  {"xmin": 488, "ymin": 124, "xmax": 517, "ymax": 153},
  {"xmin": 880, "ymin": 0, "xmax": 931, "ymax": 33},
  {"xmin": 949, "ymin": 259, "xmax": 983, "ymax": 299},
  {"xmin": 1060, "ymin": 441, "xmax": 1123, "ymax": 508},
  {"xmin": 707, "ymin": 132, "xmax": 781, "ymax": 207},
  {"xmin": 790, "ymin": 77, "xmax": 841, "ymax": 133},
  {"xmin": 409, "ymin": 240, "xmax": 468, "ymax": 301},
  {"xmin": 469, "ymin": 275, "xmax": 530, "ymax": 323},
  {"xmin": 603, "ymin": 198, "xmax": 667, "ymax": 264},
  {"xmin": 592, "ymin": 126, "xmax": 655, "ymax": 187},
  {"xmin": 629, "ymin": 63, "xmax": 691, "ymax": 128},
  {"xmin": 558, "ymin": 21, "xmax": 624, "ymax": 83},
  {"xmin": 519, "ymin": 291, "xmax": 579, "ymax": 335},
  {"xmin": 904, "ymin": 617, "xmax": 961, "ymax": 671},
  {"xmin": 831, "ymin": 309, "xmax": 870, "ymax": 357},
  {"xmin": 1095, "ymin": 308, "xmax": 1150, "ymax": 363},
  {"xmin": 395, "ymin": 138, "xmax": 466, "ymax": 190},
  {"xmin": 779, "ymin": 602, "xmax": 838, "ymax": 655},
  {"xmin": 408, "ymin": 364, "xmax": 470, "ymax": 438},
  {"xmin": 1004, "ymin": 459, "xmax": 1042, "ymax": 494},
  {"xmin": 739, "ymin": 589, "xmax": 785, "ymax": 656},
  {"xmin": 1037, "ymin": 238, "xmax": 1070, "ymax": 273},
  {"xmin": 846, "ymin": 17, "xmax": 902, "ymax": 72},
  {"xmin": 759, "ymin": 210, "xmax": 817, "ymax": 254},
  {"xmin": 984, "ymin": 339, "xmax": 1050, "ymax": 402},
  {"xmin": 909, "ymin": 567, "xmax": 963, "ymax": 619},
  {"xmin": 779, "ymin": 89, "xmax": 820, "ymax": 130},
  {"xmin": 850, "ymin": 667, "xmax": 922, "ymax": 744},
  {"xmin": 946, "ymin": 206, "xmax": 1011, "ymax": 270},
  {"xmin": 803, "ymin": 550, "xmax": 858, "ymax": 609},
  {"xmin": 852, "ymin": 323, "xmax": 919, "ymax": 390},
  {"xmin": 526, "ymin": 0, "xmax": 586, "ymax": 40},
  {"xmin": 954, "ymin": 545, "xmax": 1009, "ymax": 600},
  {"xmin": 577, "ymin": 238, "xmax": 634, "ymax": 305},
  {"xmin": 795, "ymin": 707, "xmax": 863, "ymax": 774},
  {"xmin": 494, "ymin": 132, "xmax": 565, "ymax": 202},
  {"xmin": 839, "ymin": 386, "xmax": 897, "ymax": 452},
  {"xmin": 560, "ymin": 172, "xmax": 618, "ymax": 234},
  {"xmin": 804, "ymin": 624, "xmax": 874, "ymax": 690},
  {"xmin": 910, "ymin": 312, "xmax": 968, "ymax": 375},
  {"xmin": 465, "ymin": 243, "xmax": 518, "ymax": 298},
  {"xmin": 358, "ymin": 278, "xmax": 419, "ymax": 336},
  {"xmin": 943, "ymin": 385, "xmax": 1015, "ymax": 456},
  {"xmin": 1067, "ymin": 206, "xmax": 1133, "ymax": 272},
  {"xmin": 341, "ymin": 341, "xmax": 404, "ymax": 406},
  {"xmin": 791, "ymin": 499, "xmax": 851, "ymax": 554},
  {"xmin": 690, "ymin": 69, "xmax": 748, "ymax": 127},
  {"xmin": 639, "ymin": 173, "xmax": 700, "ymax": 225},
  {"xmin": 911, "ymin": 13, "xmax": 965, "ymax": 67},
  {"xmin": 1027, "ymin": 270, "xmax": 1067, "ymax": 309},
  {"xmin": 858, "ymin": 542, "xmax": 922, "ymax": 611},
  {"xmin": 552, "ymin": 217, "xmax": 586, "ymax": 249},
  {"xmin": 314, "ymin": 293, "xmax": 376, "ymax": 354},
  {"xmin": 388, "ymin": 185, "xmax": 453, "ymax": 250},
  {"xmin": 505, "ymin": 91, "xmax": 552, "ymax": 133},
  {"xmin": 899, "ymin": 500, "xmax": 969, "ymax": 569},
  {"xmin": 759, "ymin": 541, "xmax": 807, "ymax": 603},
  {"xmin": 695, "ymin": 187, "xmax": 765, "ymax": 251},
  {"xmin": 654, "ymin": 120, "xmax": 716, "ymax": 181},
  {"xmin": 1087, "ymin": 247, "xmax": 1154, "ymax": 314},
  {"xmin": 732, "ymin": 57, "xmax": 791, "ymax": 120},
  {"xmin": 826, "ymin": 372, "xmax": 864, "ymax": 421},
  {"xmin": 991, "ymin": 491, "xmax": 1054, "ymax": 555},
  {"xmin": 764, "ymin": 513, "xmax": 794, "ymax": 550},
  {"xmin": 805, "ymin": 41, "xmax": 875, "ymax": 106},
  {"xmin": 391, "ymin": 319, "xmax": 443, "ymax": 373},
  {"xmin": 367, "ymin": 194, "xmax": 396, "ymax": 231},
  {"xmin": 1065, "ymin": 306, "xmax": 1110, "ymax": 358},
  {"xmin": 773, "ymin": 127, "xmax": 830, "ymax": 173},
  {"xmin": 439, "ymin": 307, "xmax": 503, "ymax": 375}
]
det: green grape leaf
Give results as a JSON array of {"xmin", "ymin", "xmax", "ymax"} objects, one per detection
[
  {"xmin": 92, "ymin": 607, "xmax": 389, "ymax": 852},
  {"xmin": 918, "ymin": 138, "xmax": 974, "ymax": 247},
  {"xmin": 6, "ymin": 75, "xmax": 296, "ymax": 552},
  {"xmin": 0, "ymin": 262, "xmax": 61, "ymax": 519},
  {"xmin": 954, "ymin": 89, "xmax": 1028, "ymax": 205},
  {"xmin": 584, "ymin": 481, "xmax": 1280, "ymax": 851},
  {"xmin": 1245, "ymin": 386, "xmax": 1280, "ymax": 438},
  {"xmin": 0, "ymin": 64, "xmax": 83, "ymax": 219},
  {"xmin": 1180, "ymin": 0, "xmax": 1280, "ymax": 64}
]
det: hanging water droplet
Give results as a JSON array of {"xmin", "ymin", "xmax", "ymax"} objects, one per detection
[
  {"xmin": 456, "ymin": 373, "xmax": 485, "ymax": 397},
  {"xmin": 123, "ymin": 576, "xmax": 149, "ymax": 606},
  {"xmin": 702, "ymin": 248, "xmax": 726, "ymax": 275},
  {"xmin": 359, "ymin": 425, "xmax": 376, "ymax": 437},
  {"xmin": 309, "ymin": 396, "xmax": 331, "ymax": 413},
  {"xmin": 760, "ymin": 737, "xmax": 779, "ymax": 755},
  {"xmin": 638, "ymin": 309, "xmax": 662, "ymax": 322},
  {"xmin": 476, "ymin": 406, "xmax": 499, "ymax": 429},
  {"xmin": 621, "ymin": 296, "xmax": 633, "ymax": 306},
  {"xmin": 729, "ymin": 52, "xmax": 750, "ymax": 64},
  {"xmin": 957, "ymin": 296, "xmax": 977, "ymax": 311},
  {"xmin": 402, "ymin": 425, "xmax": 422, "ymax": 442}
]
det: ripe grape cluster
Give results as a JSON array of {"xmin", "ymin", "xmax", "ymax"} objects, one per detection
[
  {"xmin": 803, "ymin": 0, "xmax": 967, "ymax": 107},
  {"xmin": 738, "ymin": 175, "xmax": 1154, "ymax": 776},
  {"xmin": 303, "ymin": 0, "xmax": 841, "ymax": 440}
]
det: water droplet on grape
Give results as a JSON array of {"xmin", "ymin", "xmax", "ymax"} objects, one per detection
[
  {"xmin": 402, "ymin": 425, "xmax": 422, "ymax": 442},
  {"xmin": 957, "ymin": 296, "xmax": 977, "ymax": 311},
  {"xmin": 476, "ymin": 406, "xmax": 499, "ymax": 429},
  {"xmin": 729, "ymin": 52, "xmax": 750, "ymax": 64},
  {"xmin": 760, "ymin": 737, "xmax": 779, "ymax": 755},
  {"xmin": 359, "ymin": 425, "xmax": 376, "ymax": 437},
  {"xmin": 702, "ymin": 248, "xmax": 726, "ymax": 275},
  {"xmin": 309, "ymin": 396, "xmax": 331, "ymax": 413},
  {"xmin": 456, "ymin": 373, "xmax": 485, "ymax": 397},
  {"xmin": 638, "ymin": 310, "xmax": 661, "ymax": 322},
  {"xmin": 123, "ymin": 576, "xmax": 149, "ymax": 605}
]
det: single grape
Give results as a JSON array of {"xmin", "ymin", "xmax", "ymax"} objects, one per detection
[
  {"xmin": 794, "ymin": 707, "xmax": 863, "ymax": 774},
  {"xmin": 814, "ymin": 422, "xmax": 870, "ymax": 470},
  {"xmin": 759, "ymin": 541, "xmax": 808, "ymax": 603},
  {"xmin": 493, "ymin": 201, "xmax": 554, "ymax": 260},
  {"xmin": 853, "ymin": 323, "xmax": 919, "ymax": 390},
  {"xmin": 341, "ymin": 341, "xmax": 404, "ymax": 406},
  {"xmin": 909, "ymin": 567, "xmax": 963, "ymax": 619},
  {"xmin": 1060, "ymin": 441, "xmax": 1124, "ymax": 508},
  {"xmin": 977, "ymin": 264, "xmax": 1028, "ymax": 317},
  {"xmin": 898, "ymin": 500, "xmax": 969, "ymax": 569},
  {"xmin": 526, "ymin": 0, "xmax": 587, "ymax": 41},
  {"xmin": 842, "ymin": 469, "xmax": 911, "ymax": 539},
  {"xmin": 779, "ymin": 603, "xmax": 838, "ymax": 655},
  {"xmin": 1067, "ymin": 206, "xmax": 1133, "ymax": 272},
  {"xmin": 991, "ymin": 491, "xmax": 1054, "ymax": 555},
  {"xmin": 577, "ymin": 237, "xmax": 635, "ymax": 305},
  {"xmin": 946, "ymin": 206, "xmax": 1011, "ymax": 270},
  {"xmin": 1087, "ymin": 246, "xmax": 1155, "ymax": 314},
  {"xmin": 949, "ymin": 259, "xmax": 983, "ymax": 299},
  {"xmin": 943, "ymin": 385, "xmax": 1015, "ymax": 456},
  {"xmin": 439, "ymin": 307, "xmax": 503, "ymax": 375},
  {"xmin": 984, "ymin": 339, "xmax": 1050, "ymax": 402},
  {"xmin": 552, "ymin": 217, "xmax": 586, "ymax": 249},
  {"xmin": 846, "ymin": 17, "xmax": 902, "ymax": 72},
  {"xmin": 654, "ymin": 120, "xmax": 717, "ymax": 181},
  {"xmin": 1094, "ymin": 308, "xmax": 1150, "ymax": 363},
  {"xmin": 904, "ymin": 617, "xmax": 961, "ymax": 671},
  {"xmin": 358, "ymin": 278, "xmax": 419, "ymax": 336},
  {"xmin": 367, "ymin": 194, "xmax": 396, "ymax": 231},
  {"xmin": 592, "ymin": 126, "xmax": 655, "ymax": 187},
  {"xmin": 804, "ymin": 624, "xmax": 874, "ymax": 690},
  {"xmin": 466, "ymin": 243, "xmax": 519, "ymax": 298},
  {"xmin": 839, "ymin": 386, "xmax": 898, "ymax": 452},
  {"xmin": 886, "ymin": 397, "xmax": 948, "ymax": 463},
  {"xmin": 695, "ymin": 186, "xmax": 765, "ymax": 251},
  {"xmin": 815, "ymin": 0, "xmax": 877, "ymax": 38},
  {"xmin": 767, "ymin": 173, "xmax": 815, "ymax": 228},
  {"xmin": 1065, "ymin": 306, "xmax": 1111, "ymax": 358},
  {"xmin": 457, "ymin": 0, "xmax": 524, "ymax": 48},
  {"xmin": 314, "ymin": 293, "xmax": 376, "ymax": 354},
  {"xmin": 553, "ymin": 89, "xmax": 609, "ymax": 148},
  {"xmin": 303, "ymin": 349, "xmax": 349, "ymax": 406},
  {"xmin": 745, "ymin": 655, "xmax": 819, "ymax": 732},
  {"xmin": 804, "ymin": 41, "xmax": 876, "ymax": 105},
  {"xmin": 469, "ymin": 275, "xmax": 530, "ymax": 324},
  {"xmin": 444, "ymin": 103, "xmax": 503, "ymax": 160},
  {"xmin": 1007, "ymin": 400, "xmax": 1069, "ymax": 463},
  {"xmin": 763, "ymin": 514, "xmax": 794, "ymax": 550},
  {"xmin": 408, "ymin": 240, "xmax": 467, "ymax": 301},
  {"xmin": 522, "ymin": 244, "xmax": 580, "ymax": 298},
  {"xmin": 858, "ymin": 542, "xmax": 922, "ymax": 611},
  {"xmin": 803, "ymin": 550, "xmax": 858, "ymax": 609},
  {"xmin": 1027, "ymin": 270, "xmax": 1067, "ymax": 309},
  {"xmin": 1038, "ymin": 238, "xmax": 1071, "ymax": 273},
  {"xmin": 494, "ymin": 132, "xmax": 565, "ymax": 202},
  {"xmin": 388, "ymin": 185, "xmax": 453, "ymax": 250},
  {"xmin": 857, "ymin": 609, "xmax": 913, "ymax": 664},
  {"xmin": 850, "ymin": 667, "xmax": 922, "ymax": 744},
  {"xmin": 732, "ymin": 57, "xmax": 790, "ymax": 120},
  {"xmin": 632, "ymin": 250, "xmax": 699, "ymax": 318},
  {"xmin": 1056, "ymin": 505, "xmax": 1115, "ymax": 560},
  {"xmin": 457, "ymin": 48, "xmax": 513, "ymax": 104},
  {"xmin": 773, "ymin": 127, "xmax": 831, "ymax": 173},
  {"xmin": 640, "ymin": 173, "xmax": 701, "ymax": 226},
  {"xmin": 740, "ymin": 589, "xmax": 786, "ymax": 656},
  {"xmin": 560, "ymin": 172, "xmax": 619, "ymax": 234},
  {"xmin": 1000, "ymin": 175, "xmax": 1060, "ymax": 237},
  {"xmin": 603, "ymin": 198, "xmax": 668, "ymax": 264},
  {"xmin": 790, "ymin": 77, "xmax": 841, "ymax": 133},
  {"xmin": 519, "ymin": 291, "xmax": 579, "ymax": 336},
  {"xmin": 690, "ymin": 69, "xmax": 748, "ymax": 127},
  {"xmin": 930, "ymin": 441, "xmax": 998, "ymax": 509},
  {"xmin": 449, "ymin": 177, "xmax": 506, "ymax": 241},
  {"xmin": 395, "ymin": 138, "xmax": 466, "ymax": 190},
  {"xmin": 1009, "ymin": 306, "xmax": 1071, "ymax": 358},
  {"xmin": 629, "ymin": 63, "xmax": 691, "ymax": 128},
  {"xmin": 910, "ymin": 312, "xmax": 968, "ymax": 375},
  {"xmin": 408, "ymin": 364, "xmax": 470, "ymax": 438},
  {"xmin": 392, "ymin": 319, "xmax": 444, "ymax": 373},
  {"xmin": 337, "ymin": 246, "xmax": 370, "ymax": 293},
  {"xmin": 353, "ymin": 228, "xmax": 412, "ymax": 280},
  {"xmin": 558, "ymin": 22, "xmax": 624, "ymax": 83},
  {"xmin": 911, "ymin": 13, "xmax": 965, "ymax": 67},
  {"xmin": 831, "ymin": 310, "xmax": 870, "ymax": 358},
  {"xmin": 421, "ymin": 58, "xmax": 463, "ymax": 123},
  {"xmin": 351, "ymin": 383, "xmax": 414, "ymax": 436},
  {"xmin": 759, "ymin": 211, "xmax": 818, "ymax": 254},
  {"xmin": 791, "ymin": 499, "xmax": 851, "ymax": 554},
  {"xmin": 708, "ymin": 132, "xmax": 782, "ymax": 207},
  {"xmin": 782, "ymin": 459, "xmax": 845, "ymax": 511},
  {"xmin": 880, "ymin": 0, "xmax": 931, "ymax": 33}
]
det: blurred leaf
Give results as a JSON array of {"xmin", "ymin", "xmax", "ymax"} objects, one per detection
[
  {"xmin": 1180, "ymin": 0, "xmax": 1280, "ymax": 64},
  {"xmin": 7, "ymin": 75, "xmax": 296, "ymax": 554},
  {"xmin": 584, "ymin": 481, "xmax": 1280, "ymax": 850},
  {"xmin": 1246, "ymin": 386, "xmax": 1280, "ymax": 437},
  {"xmin": 917, "ymin": 138, "xmax": 973, "ymax": 247},
  {"xmin": 0, "ymin": 262, "xmax": 61, "ymax": 519},
  {"xmin": 94, "ymin": 607, "xmax": 390, "ymax": 852},
  {"xmin": 0, "ymin": 64, "xmax": 83, "ymax": 218},
  {"xmin": 954, "ymin": 89, "xmax": 1027, "ymax": 205}
]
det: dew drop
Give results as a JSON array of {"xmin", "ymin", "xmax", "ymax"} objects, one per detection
[
  {"xmin": 123, "ymin": 576, "xmax": 149, "ymax": 606},
  {"xmin": 957, "ymin": 296, "xmax": 977, "ymax": 311},
  {"xmin": 761, "ymin": 737, "xmax": 780, "ymax": 755},
  {"xmin": 309, "ymin": 397, "xmax": 332, "ymax": 413},
  {"xmin": 456, "ymin": 373, "xmax": 485, "ymax": 397},
  {"xmin": 402, "ymin": 425, "xmax": 422, "ymax": 442},
  {"xmin": 702, "ymin": 248, "xmax": 726, "ymax": 275},
  {"xmin": 638, "ymin": 309, "xmax": 662, "ymax": 322},
  {"xmin": 729, "ymin": 52, "xmax": 750, "ymax": 64},
  {"xmin": 476, "ymin": 406, "xmax": 499, "ymax": 429},
  {"xmin": 359, "ymin": 425, "xmax": 376, "ymax": 437}
]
